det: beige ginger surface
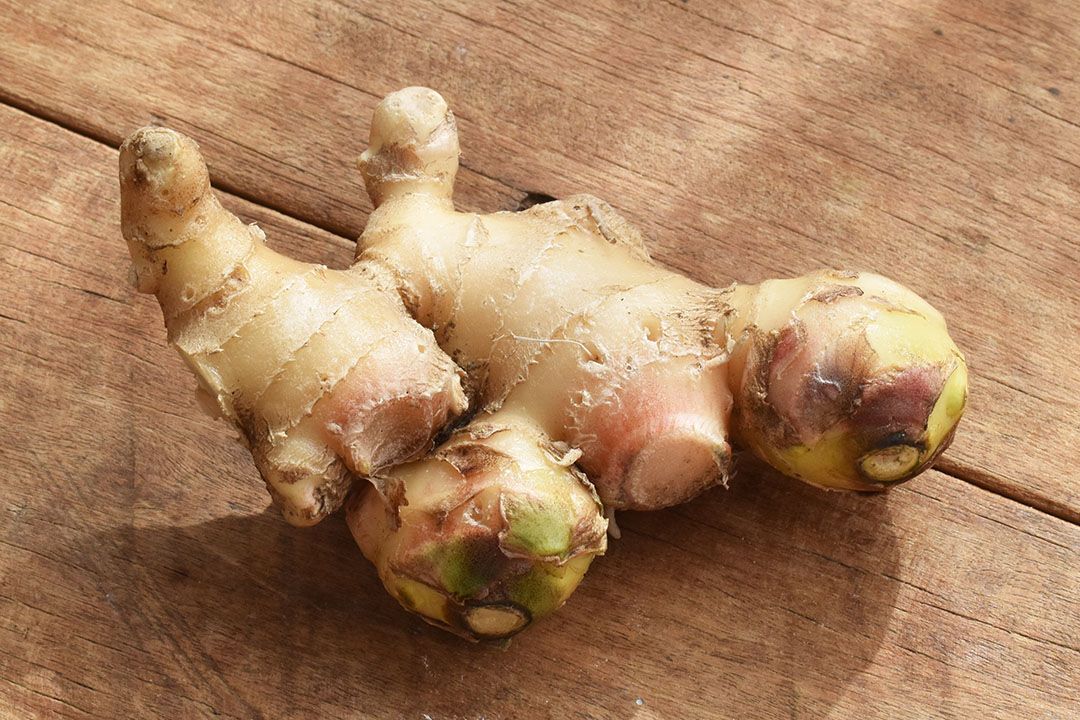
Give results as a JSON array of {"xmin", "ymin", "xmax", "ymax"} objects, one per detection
[
  {"xmin": 116, "ymin": 87, "xmax": 966, "ymax": 639},
  {"xmin": 4, "ymin": 0, "xmax": 1079, "ymax": 713}
]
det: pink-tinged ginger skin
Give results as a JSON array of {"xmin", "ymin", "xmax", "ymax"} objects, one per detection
[
  {"xmin": 358, "ymin": 90, "xmax": 735, "ymax": 510},
  {"xmin": 356, "ymin": 87, "xmax": 967, "ymax": 506},
  {"xmin": 726, "ymin": 271, "xmax": 968, "ymax": 490}
]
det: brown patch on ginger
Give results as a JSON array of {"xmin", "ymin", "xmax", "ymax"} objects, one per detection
[
  {"xmin": 789, "ymin": 331, "xmax": 875, "ymax": 442},
  {"xmin": 437, "ymin": 441, "xmax": 508, "ymax": 479},
  {"xmin": 735, "ymin": 324, "xmax": 802, "ymax": 449},
  {"xmin": 809, "ymin": 284, "xmax": 864, "ymax": 304},
  {"xmin": 853, "ymin": 365, "xmax": 944, "ymax": 445}
]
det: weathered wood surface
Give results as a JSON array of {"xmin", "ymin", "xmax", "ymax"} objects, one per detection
[
  {"xmin": 2, "ymin": 0, "xmax": 1078, "ymax": 522},
  {"xmin": 1, "ymin": 1, "xmax": 1078, "ymax": 718}
]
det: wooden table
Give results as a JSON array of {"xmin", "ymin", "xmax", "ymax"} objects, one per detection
[{"xmin": 2, "ymin": 1, "xmax": 1077, "ymax": 717}]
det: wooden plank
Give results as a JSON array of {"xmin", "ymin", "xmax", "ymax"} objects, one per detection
[
  {"xmin": 0, "ymin": 0, "xmax": 522, "ymax": 236},
  {"xmin": 2, "ymin": 101, "xmax": 1078, "ymax": 719},
  {"xmin": 1, "ymin": 0, "xmax": 1076, "ymax": 519}
]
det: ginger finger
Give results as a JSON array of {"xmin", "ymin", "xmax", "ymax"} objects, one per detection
[{"xmin": 119, "ymin": 127, "xmax": 466, "ymax": 524}]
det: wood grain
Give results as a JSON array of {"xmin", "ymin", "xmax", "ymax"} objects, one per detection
[
  {"xmin": 1, "ymin": 0, "xmax": 1076, "ymax": 521},
  {"xmin": 2, "ymin": 0, "xmax": 1079, "ymax": 717},
  {"xmin": 2, "ymin": 96, "xmax": 1078, "ymax": 719}
]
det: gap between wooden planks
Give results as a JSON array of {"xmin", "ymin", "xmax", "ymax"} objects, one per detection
[
  {"xmin": 2, "ymin": 0, "xmax": 1077, "ymax": 523},
  {"xmin": 2, "ymin": 90, "xmax": 1079, "ymax": 718}
]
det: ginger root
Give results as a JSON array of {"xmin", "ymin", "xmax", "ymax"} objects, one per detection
[{"xmin": 118, "ymin": 87, "xmax": 967, "ymax": 640}]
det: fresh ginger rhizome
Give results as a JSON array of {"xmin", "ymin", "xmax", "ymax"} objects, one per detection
[{"xmin": 119, "ymin": 87, "xmax": 967, "ymax": 641}]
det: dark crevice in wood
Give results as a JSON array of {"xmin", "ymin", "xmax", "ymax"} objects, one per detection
[
  {"xmin": 934, "ymin": 457, "xmax": 1080, "ymax": 527},
  {"xmin": 0, "ymin": 90, "xmax": 112, "ymax": 159},
  {"xmin": 516, "ymin": 191, "xmax": 558, "ymax": 211}
]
